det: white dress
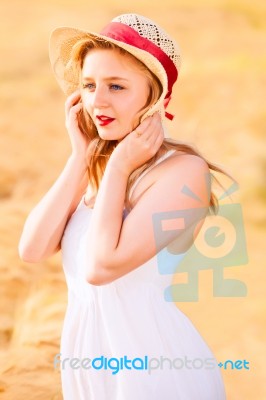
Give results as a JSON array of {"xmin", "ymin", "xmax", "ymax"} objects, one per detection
[{"xmin": 60, "ymin": 149, "xmax": 226, "ymax": 400}]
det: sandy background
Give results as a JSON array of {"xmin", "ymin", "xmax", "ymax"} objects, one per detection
[{"xmin": 0, "ymin": 0, "xmax": 265, "ymax": 399}]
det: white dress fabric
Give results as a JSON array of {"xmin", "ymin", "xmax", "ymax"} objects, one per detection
[{"xmin": 60, "ymin": 149, "xmax": 226, "ymax": 400}]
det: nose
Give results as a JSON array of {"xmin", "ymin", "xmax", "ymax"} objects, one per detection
[{"xmin": 91, "ymin": 85, "xmax": 109, "ymax": 109}]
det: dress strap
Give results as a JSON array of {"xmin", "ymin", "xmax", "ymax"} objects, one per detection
[{"xmin": 128, "ymin": 149, "xmax": 176, "ymax": 200}]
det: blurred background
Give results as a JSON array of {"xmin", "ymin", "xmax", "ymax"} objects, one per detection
[{"xmin": 0, "ymin": 0, "xmax": 265, "ymax": 399}]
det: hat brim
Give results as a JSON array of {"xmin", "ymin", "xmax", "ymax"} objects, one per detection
[{"xmin": 49, "ymin": 27, "xmax": 168, "ymax": 122}]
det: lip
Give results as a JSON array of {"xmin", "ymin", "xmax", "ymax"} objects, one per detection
[{"xmin": 96, "ymin": 115, "xmax": 115, "ymax": 127}]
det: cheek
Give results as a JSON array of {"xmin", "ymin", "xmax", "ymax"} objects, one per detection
[
  {"xmin": 82, "ymin": 96, "xmax": 93, "ymax": 115},
  {"xmin": 126, "ymin": 91, "xmax": 149, "ymax": 112},
  {"xmin": 136, "ymin": 86, "xmax": 150, "ymax": 109},
  {"xmin": 81, "ymin": 94, "xmax": 89, "ymax": 106}
]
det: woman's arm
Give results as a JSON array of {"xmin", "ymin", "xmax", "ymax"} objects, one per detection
[
  {"xmin": 19, "ymin": 90, "xmax": 90, "ymax": 262},
  {"xmin": 85, "ymin": 114, "xmax": 211, "ymax": 285},
  {"xmin": 19, "ymin": 155, "xmax": 87, "ymax": 262}
]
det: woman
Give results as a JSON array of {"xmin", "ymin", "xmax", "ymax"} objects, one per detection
[{"xmin": 19, "ymin": 13, "xmax": 227, "ymax": 399}]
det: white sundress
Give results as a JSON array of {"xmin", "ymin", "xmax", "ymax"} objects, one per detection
[{"xmin": 60, "ymin": 149, "xmax": 226, "ymax": 400}]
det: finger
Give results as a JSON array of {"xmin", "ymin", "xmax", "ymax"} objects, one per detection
[
  {"xmin": 68, "ymin": 102, "xmax": 83, "ymax": 119},
  {"xmin": 132, "ymin": 117, "xmax": 154, "ymax": 141},
  {"xmin": 152, "ymin": 128, "xmax": 164, "ymax": 149},
  {"xmin": 150, "ymin": 127, "xmax": 164, "ymax": 146},
  {"xmin": 65, "ymin": 90, "xmax": 81, "ymax": 114},
  {"xmin": 144, "ymin": 127, "xmax": 164, "ymax": 158},
  {"xmin": 144, "ymin": 113, "xmax": 162, "ymax": 142},
  {"xmin": 66, "ymin": 103, "xmax": 83, "ymax": 129},
  {"xmin": 132, "ymin": 112, "xmax": 161, "ymax": 140},
  {"xmin": 144, "ymin": 112, "xmax": 160, "ymax": 131},
  {"xmin": 134, "ymin": 115, "xmax": 153, "ymax": 136},
  {"xmin": 65, "ymin": 93, "xmax": 81, "ymax": 112},
  {"xmin": 69, "ymin": 89, "xmax": 81, "ymax": 101}
]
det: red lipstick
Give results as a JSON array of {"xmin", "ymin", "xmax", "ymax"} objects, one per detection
[{"xmin": 96, "ymin": 115, "xmax": 115, "ymax": 126}]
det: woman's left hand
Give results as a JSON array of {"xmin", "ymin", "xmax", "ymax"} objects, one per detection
[{"xmin": 110, "ymin": 113, "xmax": 164, "ymax": 175}]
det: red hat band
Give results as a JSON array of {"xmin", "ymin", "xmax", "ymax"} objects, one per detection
[{"xmin": 100, "ymin": 22, "xmax": 178, "ymax": 100}]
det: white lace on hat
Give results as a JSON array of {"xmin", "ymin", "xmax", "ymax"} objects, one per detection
[{"xmin": 113, "ymin": 14, "xmax": 181, "ymax": 71}]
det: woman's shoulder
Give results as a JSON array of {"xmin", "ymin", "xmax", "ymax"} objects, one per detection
[
  {"xmin": 129, "ymin": 150, "xmax": 209, "ymax": 207},
  {"xmin": 165, "ymin": 149, "xmax": 209, "ymax": 171},
  {"xmin": 152, "ymin": 148, "xmax": 209, "ymax": 178}
]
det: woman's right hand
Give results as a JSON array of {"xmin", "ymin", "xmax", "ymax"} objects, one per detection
[{"xmin": 65, "ymin": 89, "xmax": 91, "ymax": 158}]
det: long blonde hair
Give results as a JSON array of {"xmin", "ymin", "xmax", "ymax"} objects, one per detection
[{"xmin": 70, "ymin": 37, "xmax": 234, "ymax": 214}]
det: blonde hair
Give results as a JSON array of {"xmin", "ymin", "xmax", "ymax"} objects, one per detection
[{"xmin": 70, "ymin": 37, "xmax": 234, "ymax": 214}]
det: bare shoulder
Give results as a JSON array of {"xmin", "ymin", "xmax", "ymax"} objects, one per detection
[
  {"xmin": 166, "ymin": 150, "xmax": 208, "ymax": 166},
  {"xmin": 163, "ymin": 151, "xmax": 209, "ymax": 178},
  {"xmin": 130, "ymin": 151, "xmax": 210, "ymax": 208},
  {"xmin": 149, "ymin": 150, "xmax": 210, "ymax": 186},
  {"xmin": 155, "ymin": 152, "xmax": 210, "ymax": 197}
]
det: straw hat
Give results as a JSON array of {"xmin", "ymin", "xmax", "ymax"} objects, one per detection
[{"xmin": 49, "ymin": 13, "xmax": 181, "ymax": 121}]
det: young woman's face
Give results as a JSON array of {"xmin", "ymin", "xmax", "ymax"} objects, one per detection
[{"xmin": 81, "ymin": 49, "xmax": 150, "ymax": 140}]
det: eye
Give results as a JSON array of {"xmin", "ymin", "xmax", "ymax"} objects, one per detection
[
  {"xmin": 82, "ymin": 83, "xmax": 95, "ymax": 90},
  {"xmin": 110, "ymin": 84, "xmax": 123, "ymax": 91}
]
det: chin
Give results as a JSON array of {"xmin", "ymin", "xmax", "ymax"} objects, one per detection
[
  {"xmin": 97, "ymin": 129, "xmax": 127, "ymax": 141},
  {"xmin": 97, "ymin": 132, "xmax": 119, "ymax": 141}
]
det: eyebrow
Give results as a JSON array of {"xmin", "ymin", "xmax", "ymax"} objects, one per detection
[{"xmin": 82, "ymin": 76, "xmax": 130, "ymax": 82}]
